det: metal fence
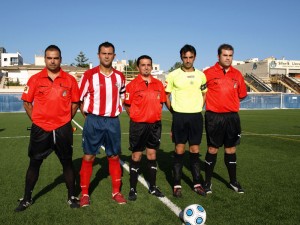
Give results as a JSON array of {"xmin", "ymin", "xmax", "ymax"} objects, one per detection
[
  {"xmin": 0, "ymin": 92, "xmax": 300, "ymax": 112},
  {"xmin": 0, "ymin": 93, "xmax": 24, "ymax": 112},
  {"xmin": 240, "ymin": 93, "xmax": 300, "ymax": 109}
]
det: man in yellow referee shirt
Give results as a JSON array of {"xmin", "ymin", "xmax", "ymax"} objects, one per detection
[{"xmin": 165, "ymin": 44, "xmax": 207, "ymax": 198}]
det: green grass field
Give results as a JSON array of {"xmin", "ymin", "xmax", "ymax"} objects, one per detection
[{"xmin": 0, "ymin": 110, "xmax": 299, "ymax": 225}]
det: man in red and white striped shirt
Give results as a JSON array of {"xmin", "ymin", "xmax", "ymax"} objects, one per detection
[{"xmin": 78, "ymin": 42, "xmax": 127, "ymax": 206}]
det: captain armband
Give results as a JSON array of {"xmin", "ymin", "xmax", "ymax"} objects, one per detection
[{"xmin": 200, "ymin": 83, "xmax": 207, "ymax": 91}]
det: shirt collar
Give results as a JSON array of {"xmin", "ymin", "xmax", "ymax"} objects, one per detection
[
  {"xmin": 40, "ymin": 67, "xmax": 64, "ymax": 78},
  {"xmin": 136, "ymin": 74, "xmax": 152, "ymax": 83},
  {"xmin": 180, "ymin": 66, "xmax": 195, "ymax": 72},
  {"xmin": 215, "ymin": 62, "xmax": 232, "ymax": 73}
]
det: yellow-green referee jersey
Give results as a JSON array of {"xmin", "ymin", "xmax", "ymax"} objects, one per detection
[{"xmin": 165, "ymin": 68, "xmax": 207, "ymax": 113}]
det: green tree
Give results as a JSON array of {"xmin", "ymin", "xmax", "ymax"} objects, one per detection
[
  {"xmin": 124, "ymin": 59, "xmax": 138, "ymax": 77},
  {"xmin": 7, "ymin": 78, "xmax": 21, "ymax": 86},
  {"xmin": 168, "ymin": 61, "xmax": 182, "ymax": 72},
  {"xmin": 75, "ymin": 51, "xmax": 89, "ymax": 68},
  {"xmin": 124, "ymin": 59, "xmax": 137, "ymax": 72}
]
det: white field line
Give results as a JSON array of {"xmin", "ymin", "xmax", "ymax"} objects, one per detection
[
  {"xmin": 114, "ymin": 149, "xmax": 182, "ymax": 217},
  {"xmin": 0, "ymin": 120, "xmax": 183, "ymax": 218},
  {"xmin": 72, "ymin": 119, "xmax": 183, "ymax": 217}
]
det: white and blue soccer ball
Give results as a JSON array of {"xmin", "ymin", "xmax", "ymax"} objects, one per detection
[{"xmin": 183, "ymin": 204, "xmax": 206, "ymax": 225}]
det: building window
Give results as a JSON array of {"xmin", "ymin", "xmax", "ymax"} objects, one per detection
[
  {"xmin": 11, "ymin": 57, "xmax": 18, "ymax": 65},
  {"xmin": 4, "ymin": 58, "xmax": 7, "ymax": 61}
]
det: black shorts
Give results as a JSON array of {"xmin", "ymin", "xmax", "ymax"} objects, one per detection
[
  {"xmin": 171, "ymin": 112, "xmax": 203, "ymax": 145},
  {"xmin": 129, "ymin": 120, "xmax": 162, "ymax": 152},
  {"xmin": 205, "ymin": 111, "xmax": 241, "ymax": 148},
  {"xmin": 28, "ymin": 122, "xmax": 73, "ymax": 160}
]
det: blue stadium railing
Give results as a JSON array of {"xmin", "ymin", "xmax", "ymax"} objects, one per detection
[{"xmin": 0, "ymin": 92, "xmax": 300, "ymax": 112}]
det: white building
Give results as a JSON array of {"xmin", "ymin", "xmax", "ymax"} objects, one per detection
[
  {"xmin": 1, "ymin": 52, "xmax": 23, "ymax": 67},
  {"xmin": 112, "ymin": 60, "xmax": 127, "ymax": 72},
  {"xmin": 233, "ymin": 57, "xmax": 300, "ymax": 93},
  {"xmin": 35, "ymin": 55, "xmax": 45, "ymax": 66}
]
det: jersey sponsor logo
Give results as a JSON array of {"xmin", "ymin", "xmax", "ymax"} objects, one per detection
[
  {"xmin": 23, "ymin": 85, "xmax": 29, "ymax": 94},
  {"xmin": 187, "ymin": 75, "xmax": 195, "ymax": 78},
  {"xmin": 125, "ymin": 93, "xmax": 130, "ymax": 100}
]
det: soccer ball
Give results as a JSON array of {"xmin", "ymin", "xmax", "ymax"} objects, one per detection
[{"xmin": 183, "ymin": 204, "xmax": 206, "ymax": 225}]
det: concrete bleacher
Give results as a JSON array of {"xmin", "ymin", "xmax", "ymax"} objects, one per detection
[{"xmin": 244, "ymin": 73, "xmax": 273, "ymax": 92}]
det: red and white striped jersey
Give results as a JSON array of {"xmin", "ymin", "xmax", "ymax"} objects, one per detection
[{"xmin": 79, "ymin": 66, "xmax": 125, "ymax": 117}]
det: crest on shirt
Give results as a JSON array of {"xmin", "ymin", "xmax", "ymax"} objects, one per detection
[
  {"xmin": 62, "ymin": 90, "xmax": 67, "ymax": 97},
  {"xmin": 23, "ymin": 85, "xmax": 29, "ymax": 94},
  {"xmin": 234, "ymin": 82, "xmax": 237, "ymax": 89},
  {"xmin": 125, "ymin": 93, "xmax": 130, "ymax": 100},
  {"xmin": 157, "ymin": 93, "xmax": 160, "ymax": 99}
]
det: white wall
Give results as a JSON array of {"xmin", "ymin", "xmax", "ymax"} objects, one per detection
[
  {"xmin": 35, "ymin": 55, "xmax": 45, "ymax": 66},
  {"xmin": 8, "ymin": 70, "xmax": 29, "ymax": 85},
  {"xmin": 1, "ymin": 52, "xmax": 23, "ymax": 66}
]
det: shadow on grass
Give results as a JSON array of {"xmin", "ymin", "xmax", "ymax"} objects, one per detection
[
  {"xmin": 156, "ymin": 148, "xmax": 229, "ymax": 191},
  {"xmin": 157, "ymin": 149, "xmax": 206, "ymax": 191},
  {"xmin": 32, "ymin": 156, "xmax": 110, "ymax": 202},
  {"xmin": 0, "ymin": 128, "xmax": 5, "ymax": 132},
  {"xmin": 73, "ymin": 157, "xmax": 109, "ymax": 197},
  {"xmin": 32, "ymin": 175, "xmax": 65, "ymax": 202}
]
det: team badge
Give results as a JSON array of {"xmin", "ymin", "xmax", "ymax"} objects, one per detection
[
  {"xmin": 125, "ymin": 93, "xmax": 130, "ymax": 100},
  {"xmin": 62, "ymin": 90, "xmax": 67, "ymax": 96},
  {"xmin": 157, "ymin": 93, "xmax": 160, "ymax": 99},
  {"xmin": 23, "ymin": 85, "xmax": 29, "ymax": 94},
  {"xmin": 234, "ymin": 82, "xmax": 237, "ymax": 89}
]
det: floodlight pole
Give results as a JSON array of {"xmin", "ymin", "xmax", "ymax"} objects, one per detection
[{"xmin": 123, "ymin": 50, "xmax": 127, "ymax": 82}]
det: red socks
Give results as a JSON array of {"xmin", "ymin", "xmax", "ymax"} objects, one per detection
[
  {"xmin": 108, "ymin": 156, "xmax": 122, "ymax": 194},
  {"xmin": 79, "ymin": 158, "xmax": 94, "ymax": 196}
]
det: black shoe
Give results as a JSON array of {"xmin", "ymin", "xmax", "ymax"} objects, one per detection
[
  {"xmin": 203, "ymin": 182, "xmax": 212, "ymax": 194},
  {"xmin": 128, "ymin": 188, "xmax": 137, "ymax": 201},
  {"xmin": 14, "ymin": 198, "xmax": 33, "ymax": 212},
  {"xmin": 149, "ymin": 186, "xmax": 164, "ymax": 197},
  {"xmin": 194, "ymin": 184, "xmax": 206, "ymax": 196},
  {"xmin": 68, "ymin": 196, "xmax": 80, "ymax": 208},
  {"xmin": 230, "ymin": 181, "xmax": 244, "ymax": 193},
  {"xmin": 173, "ymin": 186, "xmax": 182, "ymax": 198}
]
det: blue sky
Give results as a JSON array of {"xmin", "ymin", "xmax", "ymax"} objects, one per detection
[{"xmin": 1, "ymin": 0, "xmax": 299, "ymax": 71}]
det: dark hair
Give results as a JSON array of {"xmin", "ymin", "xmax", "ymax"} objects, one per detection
[
  {"xmin": 218, "ymin": 44, "xmax": 234, "ymax": 56},
  {"xmin": 44, "ymin": 45, "xmax": 61, "ymax": 57},
  {"xmin": 137, "ymin": 55, "xmax": 152, "ymax": 66},
  {"xmin": 98, "ymin": 41, "xmax": 115, "ymax": 54},
  {"xmin": 180, "ymin": 44, "xmax": 196, "ymax": 57}
]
